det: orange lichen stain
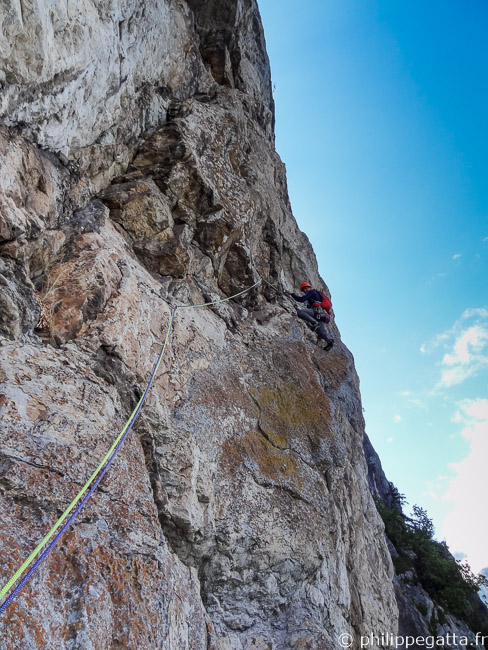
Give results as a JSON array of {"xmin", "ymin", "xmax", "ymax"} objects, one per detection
[
  {"xmin": 3, "ymin": 598, "xmax": 49, "ymax": 648},
  {"xmin": 250, "ymin": 384, "xmax": 332, "ymax": 448},
  {"xmin": 222, "ymin": 428, "xmax": 303, "ymax": 491}
]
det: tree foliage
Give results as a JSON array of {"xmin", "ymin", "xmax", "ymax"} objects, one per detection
[{"xmin": 374, "ymin": 496, "xmax": 488, "ymax": 635}]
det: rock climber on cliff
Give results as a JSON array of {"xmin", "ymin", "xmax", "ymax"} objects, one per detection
[{"xmin": 285, "ymin": 282, "xmax": 334, "ymax": 351}]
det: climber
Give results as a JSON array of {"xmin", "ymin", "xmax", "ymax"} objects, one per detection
[{"xmin": 285, "ymin": 282, "xmax": 334, "ymax": 351}]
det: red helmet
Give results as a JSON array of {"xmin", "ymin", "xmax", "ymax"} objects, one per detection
[{"xmin": 299, "ymin": 282, "xmax": 312, "ymax": 291}]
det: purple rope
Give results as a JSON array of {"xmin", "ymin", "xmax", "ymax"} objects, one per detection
[{"xmin": 0, "ymin": 308, "xmax": 177, "ymax": 616}]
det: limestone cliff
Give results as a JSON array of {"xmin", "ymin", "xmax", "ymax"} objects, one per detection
[{"xmin": 0, "ymin": 1, "xmax": 398, "ymax": 648}]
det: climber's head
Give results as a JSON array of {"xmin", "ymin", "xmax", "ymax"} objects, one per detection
[{"xmin": 299, "ymin": 282, "xmax": 312, "ymax": 293}]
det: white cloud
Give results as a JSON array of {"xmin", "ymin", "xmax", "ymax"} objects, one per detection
[
  {"xmin": 432, "ymin": 313, "xmax": 488, "ymax": 389},
  {"xmin": 453, "ymin": 253, "xmax": 462, "ymax": 260},
  {"xmin": 423, "ymin": 309, "xmax": 488, "ymax": 357},
  {"xmin": 461, "ymin": 307, "xmax": 488, "ymax": 319},
  {"xmin": 439, "ymin": 364, "xmax": 483, "ymax": 389},
  {"xmin": 454, "ymin": 551, "xmax": 467, "ymax": 561},
  {"xmin": 464, "ymin": 398, "xmax": 488, "ymax": 420},
  {"xmin": 386, "ymin": 436, "xmax": 394, "ymax": 443},
  {"xmin": 442, "ymin": 325, "xmax": 488, "ymax": 366},
  {"xmin": 438, "ymin": 332, "xmax": 488, "ymax": 388},
  {"xmin": 421, "ymin": 331, "xmax": 451, "ymax": 355},
  {"xmin": 411, "ymin": 397, "xmax": 428, "ymax": 409},
  {"xmin": 393, "ymin": 414, "xmax": 402, "ymax": 423},
  {"xmin": 442, "ymin": 399, "xmax": 488, "ymax": 573},
  {"xmin": 397, "ymin": 389, "xmax": 428, "ymax": 410}
]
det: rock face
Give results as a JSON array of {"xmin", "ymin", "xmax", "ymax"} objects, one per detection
[{"xmin": 1, "ymin": 1, "xmax": 398, "ymax": 648}]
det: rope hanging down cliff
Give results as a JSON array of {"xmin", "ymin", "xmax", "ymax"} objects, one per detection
[{"xmin": 0, "ymin": 278, "xmax": 262, "ymax": 617}]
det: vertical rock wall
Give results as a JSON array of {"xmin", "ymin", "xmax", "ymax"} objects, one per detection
[{"xmin": 0, "ymin": 1, "xmax": 398, "ymax": 647}]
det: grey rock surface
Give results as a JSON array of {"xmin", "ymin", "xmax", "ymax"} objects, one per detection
[{"xmin": 1, "ymin": 1, "xmax": 399, "ymax": 648}]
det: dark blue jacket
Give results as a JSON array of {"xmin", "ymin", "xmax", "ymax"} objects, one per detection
[{"xmin": 290, "ymin": 289, "xmax": 322, "ymax": 309}]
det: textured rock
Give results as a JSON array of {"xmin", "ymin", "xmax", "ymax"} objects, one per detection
[
  {"xmin": 363, "ymin": 432, "xmax": 403, "ymax": 510},
  {"xmin": 0, "ymin": 0, "xmax": 274, "ymax": 188},
  {"xmin": 393, "ymin": 573, "xmax": 486, "ymax": 649},
  {"xmin": 1, "ymin": 1, "xmax": 398, "ymax": 648}
]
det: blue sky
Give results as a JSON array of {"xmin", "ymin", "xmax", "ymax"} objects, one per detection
[{"xmin": 258, "ymin": 0, "xmax": 488, "ymax": 574}]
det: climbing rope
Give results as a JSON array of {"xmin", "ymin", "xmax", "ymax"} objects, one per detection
[
  {"xmin": 178, "ymin": 278, "xmax": 262, "ymax": 308},
  {"xmin": 0, "ymin": 278, "xmax": 261, "ymax": 616}
]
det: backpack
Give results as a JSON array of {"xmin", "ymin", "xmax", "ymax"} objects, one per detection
[
  {"xmin": 312, "ymin": 290, "xmax": 332, "ymax": 323},
  {"xmin": 317, "ymin": 290, "xmax": 332, "ymax": 313}
]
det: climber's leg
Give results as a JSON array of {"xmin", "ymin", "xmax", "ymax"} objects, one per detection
[
  {"xmin": 296, "ymin": 308, "xmax": 318, "ymax": 327},
  {"xmin": 314, "ymin": 322, "xmax": 334, "ymax": 351}
]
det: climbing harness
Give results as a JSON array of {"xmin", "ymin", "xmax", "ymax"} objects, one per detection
[{"xmin": 0, "ymin": 278, "xmax": 261, "ymax": 617}]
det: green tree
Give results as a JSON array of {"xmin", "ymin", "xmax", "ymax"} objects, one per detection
[{"xmin": 374, "ymin": 496, "xmax": 488, "ymax": 637}]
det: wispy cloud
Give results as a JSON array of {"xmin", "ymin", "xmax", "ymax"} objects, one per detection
[
  {"xmin": 453, "ymin": 253, "xmax": 462, "ymax": 260},
  {"xmin": 397, "ymin": 389, "xmax": 428, "ymax": 409},
  {"xmin": 462, "ymin": 307, "xmax": 488, "ymax": 319},
  {"xmin": 393, "ymin": 414, "xmax": 402, "ymax": 423},
  {"xmin": 422, "ymin": 308, "xmax": 488, "ymax": 351},
  {"xmin": 416, "ymin": 311, "xmax": 488, "ymax": 574},
  {"xmin": 442, "ymin": 399, "xmax": 488, "ymax": 573},
  {"xmin": 442, "ymin": 325, "xmax": 487, "ymax": 365},
  {"xmin": 438, "ymin": 324, "xmax": 488, "ymax": 388},
  {"xmin": 423, "ymin": 490, "xmax": 439, "ymax": 501},
  {"xmin": 420, "ymin": 308, "xmax": 488, "ymax": 389},
  {"xmin": 427, "ymin": 273, "xmax": 447, "ymax": 285}
]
